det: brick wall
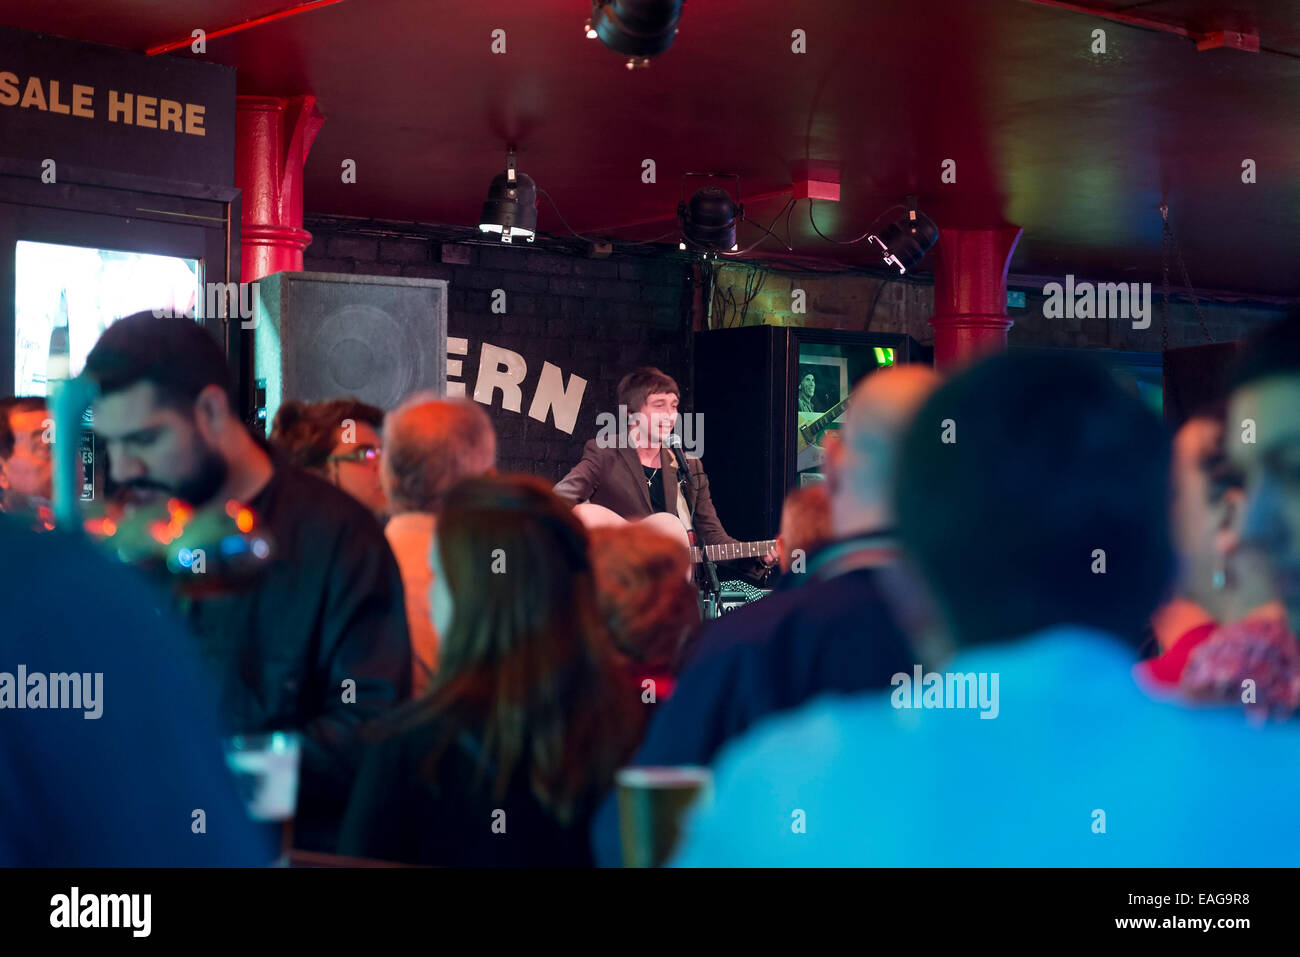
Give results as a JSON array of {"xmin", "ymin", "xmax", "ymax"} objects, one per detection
[
  {"xmin": 303, "ymin": 216, "xmax": 693, "ymax": 480},
  {"xmin": 706, "ymin": 262, "xmax": 1287, "ymax": 351}
]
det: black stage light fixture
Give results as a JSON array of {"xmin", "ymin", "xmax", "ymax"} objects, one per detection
[
  {"xmin": 678, "ymin": 183, "xmax": 744, "ymax": 255},
  {"xmin": 588, "ymin": 0, "xmax": 684, "ymax": 69},
  {"xmin": 868, "ymin": 207, "xmax": 938, "ymax": 273},
  {"xmin": 479, "ymin": 150, "xmax": 537, "ymax": 243}
]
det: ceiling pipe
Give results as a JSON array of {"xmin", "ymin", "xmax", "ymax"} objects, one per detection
[{"xmin": 145, "ymin": 0, "xmax": 348, "ymax": 56}]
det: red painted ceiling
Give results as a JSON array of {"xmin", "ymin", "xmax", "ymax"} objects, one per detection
[{"xmin": 3, "ymin": 0, "xmax": 1299, "ymax": 297}]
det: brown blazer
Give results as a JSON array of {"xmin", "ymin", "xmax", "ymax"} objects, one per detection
[{"xmin": 553, "ymin": 440, "xmax": 738, "ymax": 546}]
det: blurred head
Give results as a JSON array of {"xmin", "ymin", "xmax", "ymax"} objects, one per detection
[
  {"xmin": 270, "ymin": 397, "xmax": 386, "ymax": 514},
  {"xmin": 618, "ymin": 367, "xmax": 679, "ymax": 448},
  {"xmin": 824, "ymin": 364, "xmax": 941, "ymax": 537},
  {"xmin": 589, "ymin": 522, "xmax": 699, "ymax": 673},
  {"xmin": 426, "ymin": 474, "xmax": 638, "ymax": 820},
  {"xmin": 777, "ymin": 482, "xmax": 832, "ymax": 573},
  {"xmin": 84, "ymin": 313, "xmax": 241, "ymax": 508},
  {"xmin": 0, "ymin": 397, "xmax": 51, "ymax": 513},
  {"xmin": 896, "ymin": 351, "xmax": 1174, "ymax": 650},
  {"xmin": 382, "ymin": 396, "xmax": 496, "ymax": 515},
  {"xmin": 1228, "ymin": 311, "xmax": 1300, "ymax": 635},
  {"xmin": 1168, "ymin": 406, "xmax": 1273, "ymax": 618}
]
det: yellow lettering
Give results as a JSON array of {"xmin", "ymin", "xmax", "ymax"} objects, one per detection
[
  {"xmin": 185, "ymin": 102, "xmax": 205, "ymax": 136},
  {"xmin": 20, "ymin": 76, "xmax": 47, "ymax": 111},
  {"xmin": 107, "ymin": 89, "xmax": 132, "ymax": 124},
  {"xmin": 0, "ymin": 72, "xmax": 17, "ymax": 107},
  {"xmin": 47, "ymin": 80, "xmax": 69, "ymax": 114},
  {"xmin": 71, "ymin": 84, "xmax": 94, "ymax": 119},
  {"xmin": 158, "ymin": 98, "xmax": 183, "ymax": 132},
  {"xmin": 135, "ymin": 94, "xmax": 156, "ymax": 128}
]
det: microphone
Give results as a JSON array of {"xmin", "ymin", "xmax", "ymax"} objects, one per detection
[{"xmin": 663, "ymin": 432, "xmax": 693, "ymax": 488}]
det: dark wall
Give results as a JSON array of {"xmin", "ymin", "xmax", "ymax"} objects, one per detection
[{"xmin": 303, "ymin": 217, "xmax": 693, "ymax": 480}]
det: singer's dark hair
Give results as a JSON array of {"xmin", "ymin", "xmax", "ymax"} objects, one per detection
[{"xmin": 617, "ymin": 367, "xmax": 679, "ymax": 414}]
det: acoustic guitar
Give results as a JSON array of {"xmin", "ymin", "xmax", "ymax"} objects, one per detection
[{"xmin": 571, "ymin": 504, "xmax": 775, "ymax": 572}]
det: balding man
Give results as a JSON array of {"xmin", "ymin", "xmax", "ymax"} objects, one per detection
[
  {"xmin": 383, "ymin": 395, "xmax": 497, "ymax": 695},
  {"xmin": 590, "ymin": 364, "xmax": 941, "ymax": 865}
]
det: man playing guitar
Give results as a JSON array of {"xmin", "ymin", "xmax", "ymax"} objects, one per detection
[{"xmin": 553, "ymin": 367, "xmax": 776, "ymax": 571}]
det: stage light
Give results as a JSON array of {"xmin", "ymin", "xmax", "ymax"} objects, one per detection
[
  {"xmin": 678, "ymin": 185, "xmax": 744, "ymax": 254},
  {"xmin": 584, "ymin": 19, "xmax": 598, "ymax": 39},
  {"xmin": 478, "ymin": 150, "xmax": 537, "ymax": 244},
  {"xmin": 590, "ymin": 0, "xmax": 683, "ymax": 67},
  {"xmin": 868, "ymin": 208, "xmax": 938, "ymax": 274}
]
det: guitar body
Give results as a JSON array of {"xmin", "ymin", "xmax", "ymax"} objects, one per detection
[
  {"xmin": 572, "ymin": 503, "xmax": 693, "ymax": 581},
  {"xmin": 570, "ymin": 503, "xmax": 775, "ymax": 577},
  {"xmin": 796, "ymin": 408, "xmax": 844, "ymax": 471}
]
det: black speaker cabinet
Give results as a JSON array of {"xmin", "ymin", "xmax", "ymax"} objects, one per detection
[
  {"xmin": 693, "ymin": 326, "xmax": 919, "ymax": 543},
  {"xmin": 1163, "ymin": 341, "xmax": 1242, "ymax": 430},
  {"xmin": 254, "ymin": 271, "xmax": 448, "ymax": 429}
]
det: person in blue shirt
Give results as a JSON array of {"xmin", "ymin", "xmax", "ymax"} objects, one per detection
[
  {"xmin": 673, "ymin": 350, "xmax": 1300, "ymax": 867},
  {"xmin": 0, "ymin": 519, "xmax": 271, "ymax": 866}
]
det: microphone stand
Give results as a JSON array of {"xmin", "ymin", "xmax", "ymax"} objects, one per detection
[{"xmin": 672, "ymin": 446, "xmax": 723, "ymax": 619}]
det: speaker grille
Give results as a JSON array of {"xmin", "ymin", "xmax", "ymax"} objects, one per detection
[{"xmin": 256, "ymin": 271, "xmax": 448, "ymax": 426}]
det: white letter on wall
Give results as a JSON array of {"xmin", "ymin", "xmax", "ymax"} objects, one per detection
[
  {"xmin": 474, "ymin": 343, "xmax": 527, "ymax": 412},
  {"xmin": 528, "ymin": 362, "xmax": 588, "ymax": 435}
]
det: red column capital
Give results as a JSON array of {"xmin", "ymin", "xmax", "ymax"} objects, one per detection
[
  {"xmin": 929, "ymin": 225, "xmax": 1022, "ymax": 371},
  {"xmin": 235, "ymin": 95, "xmax": 325, "ymax": 283}
]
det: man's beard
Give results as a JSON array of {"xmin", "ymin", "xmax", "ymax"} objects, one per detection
[{"xmin": 121, "ymin": 445, "xmax": 228, "ymax": 508}]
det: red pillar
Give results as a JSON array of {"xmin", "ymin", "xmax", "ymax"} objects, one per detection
[
  {"xmin": 929, "ymin": 226, "xmax": 1022, "ymax": 371},
  {"xmin": 235, "ymin": 95, "xmax": 325, "ymax": 283}
]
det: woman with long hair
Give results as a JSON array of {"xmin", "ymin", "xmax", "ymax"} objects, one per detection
[{"xmin": 339, "ymin": 474, "xmax": 641, "ymax": 866}]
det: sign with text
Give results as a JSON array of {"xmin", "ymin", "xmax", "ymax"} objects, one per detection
[{"xmin": 0, "ymin": 27, "xmax": 236, "ymax": 186}]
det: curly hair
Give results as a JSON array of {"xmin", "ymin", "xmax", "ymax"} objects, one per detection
[{"xmin": 270, "ymin": 397, "xmax": 384, "ymax": 472}]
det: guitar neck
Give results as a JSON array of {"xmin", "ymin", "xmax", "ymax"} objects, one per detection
[
  {"xmin": 803, "ymin": 397, "xmax": 850, "ymax": 438},
  {"xmin": 690, "ymin": 539, "xmax": 777, "ymax": 564}
]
